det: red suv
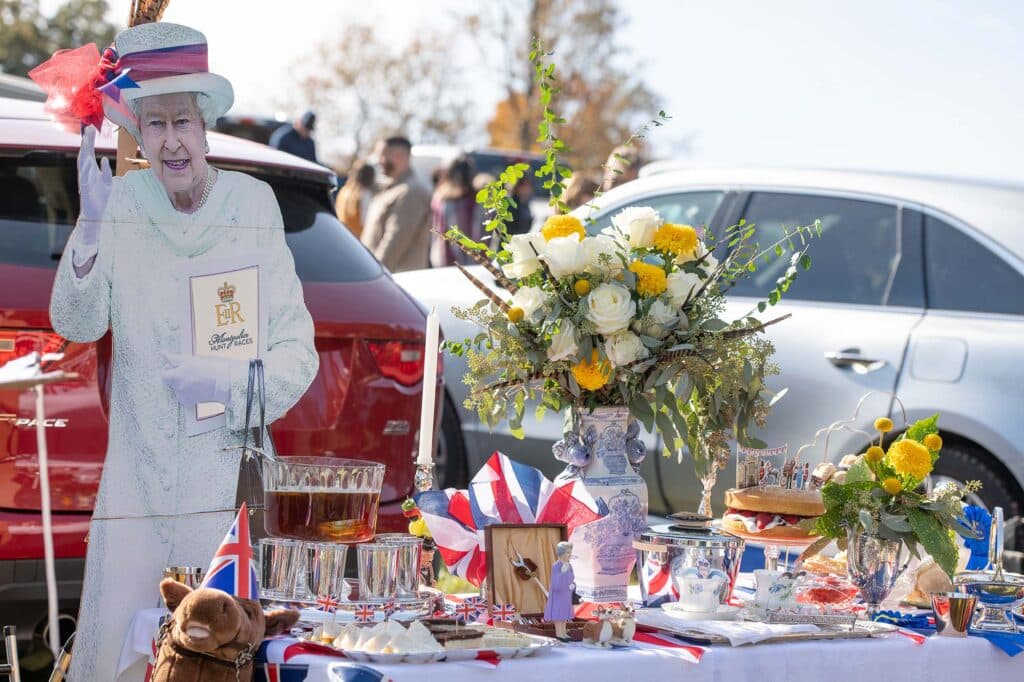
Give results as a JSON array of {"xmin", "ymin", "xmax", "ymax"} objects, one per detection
[{"xmin": 0, "ymin": 97, "xmax": 446, "ymax": 650}]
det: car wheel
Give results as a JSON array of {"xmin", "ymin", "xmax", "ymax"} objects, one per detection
[
  {"xmin": 926, "ymin": 440, "xmax": 1024, "ymax": 550},
  {"xmin": 435, "ymin": 394, "xmax": 469, "ymax": 489}
]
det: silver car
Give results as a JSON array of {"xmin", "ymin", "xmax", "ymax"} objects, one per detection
[{"xmin": 393, "ymin": 166, "xmax": 1024, "ymax": 551}]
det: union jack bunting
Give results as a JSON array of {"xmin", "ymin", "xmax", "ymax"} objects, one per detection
[
  {"xmin": 315, "ymin": 594, "xmax": 341, "ymax": 613},
  {"xmin": 491, "ymin": 603, "xmax": 517, "ymax": 622},
  {"xmin": 453, "ymin": 601, "xmax": 477, "ymax": 624},
  {"xmin": 415, "ymin": 452, "xmax": 601, "ymax": 586},
  {"xmin": 380, "ymin": 599, "xmax": 397, "ymax": 617},
  {"xmin": 353, "ymin": 603, "xmax": 376, "ymax": 623},
  {"xmin": 200, "ymin": 503, "xmax": 260, "ymax": 600}
]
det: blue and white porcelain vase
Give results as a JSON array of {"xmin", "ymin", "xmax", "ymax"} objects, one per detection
[{"xmin": 554, "ymin": 405, "xmax": 648, "ymax": 602}]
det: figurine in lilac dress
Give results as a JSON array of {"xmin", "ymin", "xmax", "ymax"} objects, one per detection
[{"xmin": 544, "ymin": 541, "xmax": 576, "ymax": 639}]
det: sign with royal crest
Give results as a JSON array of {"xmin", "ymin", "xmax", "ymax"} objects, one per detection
[{"xmin": 181, "ymin": 253, "xmax": 268, "ymax": 435}]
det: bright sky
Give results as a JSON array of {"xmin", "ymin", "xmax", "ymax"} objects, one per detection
[{"xmin": 50, "ymin": 0, "xmax": 1024, "ymax": 183}]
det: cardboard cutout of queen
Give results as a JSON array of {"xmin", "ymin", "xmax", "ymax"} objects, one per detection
[{"xmin": 33, "ymin": 23, "xmax": 318, "ymax": 680}]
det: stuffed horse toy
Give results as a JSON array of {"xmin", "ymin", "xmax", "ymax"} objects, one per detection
[{"xmin": 151, "ymin": 578, "xmax": 299, "ymax": 682}]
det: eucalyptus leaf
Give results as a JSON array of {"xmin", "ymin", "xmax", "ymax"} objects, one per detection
[{"xmin": 881, "ymin": 512, "xmax": 912, "ymax": 533}]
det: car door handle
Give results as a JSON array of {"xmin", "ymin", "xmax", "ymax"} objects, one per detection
[{"xmin": 824, "ymin": 348, "xmax": 888, "ymax": 373}]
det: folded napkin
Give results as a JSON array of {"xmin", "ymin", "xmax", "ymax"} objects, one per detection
[{"xmin": 636, "ymin": 609, "xmax": 818, "ymax": 646}]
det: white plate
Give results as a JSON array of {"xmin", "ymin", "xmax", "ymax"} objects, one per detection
[
  {"xmin": 337, "ymin": 634, "xmax": 560, "ymax": 664},
  {"xmin": 660, "ymin": 603, "xmax": 741, "ymax": 621}
]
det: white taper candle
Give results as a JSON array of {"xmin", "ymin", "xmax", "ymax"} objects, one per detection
[{"xmin": 417, "ymin": 307, "xmax": 440, "ymax": 467}]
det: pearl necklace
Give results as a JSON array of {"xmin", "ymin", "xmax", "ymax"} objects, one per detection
[{"xmin": 194, "ymin": 167, "xmax": 216, "ymax": 212}]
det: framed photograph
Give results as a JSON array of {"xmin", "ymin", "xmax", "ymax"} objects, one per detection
[{"xmin": 485, "ymin": 523, "xmax": 567, "ymax": 616}]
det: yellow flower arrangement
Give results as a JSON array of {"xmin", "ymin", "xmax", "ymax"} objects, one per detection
[
  {"xmin": 865, "ymin": 445, "xmax": 885, "ymax": 463},
  {"xmin": 507, "ymin": 307, "xmax": 525, "ymax": 323},
  {"xmin": 653, "ymin": 223, "xmax": 699, "ymax": 258},
  {"xmin": 571, "ymin": 350, "xmax": 612, "ymax": 391},
  {"xmin": 882, "ymin": 477, "xmax": 903, "ymax": 495},
  {"xmin": 874, "ymin": 417, "xmax": 894, "ymax": 433},
  {"xmin": 924, "ymin": 433, "xmax": 943, "ymax": 451},
  {"xmin": 541, "ymin": 214, "xmax": 585, "ymax": 242},
  {"xmin": 574, "ymin": 279, "xmax": 591, "ymax": 296},
  {"xmin": 628, "ymin": 261, "xmax": 668, "ymax": 297},
  {"xmin": 886, "ymin": 438, "xmax": 933, "ymax": 481}
]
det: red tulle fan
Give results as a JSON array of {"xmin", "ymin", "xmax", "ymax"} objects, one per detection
[{"xmin": 28, "ymin": 44, "xmax": 108, "ymax": 133}]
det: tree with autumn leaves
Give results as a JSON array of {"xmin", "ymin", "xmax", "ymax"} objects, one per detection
[{"xmin": 295, "ymin": 0, "xmax": 661, "ymax": 172}]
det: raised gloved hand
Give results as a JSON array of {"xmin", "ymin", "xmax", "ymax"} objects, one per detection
[
  {"xmin": 76, "ymin": 126, "xmax": 112, "ymax": 252},
  {"xmin": 161, "ymin": 352, "xmax": 235, "ymax": 407}
]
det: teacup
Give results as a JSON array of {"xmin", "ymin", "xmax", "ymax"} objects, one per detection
[
  {"xmin": 754, "ymin": 570, "xmax": 798, "ymax": 610},
  {"xmin": 676, "ymin": 576, "xmax": 726, "ymax": 613}
]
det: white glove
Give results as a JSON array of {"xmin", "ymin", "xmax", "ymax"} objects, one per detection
[
  {"xmin": 161, "ymin": 352, "xmax": 235, "ymax": 407},
  {"xmin": 74, "ymin": 127, "xmax": 112, "ymax": 261}
]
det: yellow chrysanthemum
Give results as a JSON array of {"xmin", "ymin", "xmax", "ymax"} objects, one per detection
[
  {"xmin": 865, "ymin": 446, "xmax": 885, "ymax": 463},
  {"xmin": 628, "ymin": 261, "xmax": 668, "ymax": 297},
  {"xmin": 574, "ymin": 279, "xmax": 591, "ymax": 296},
  {"xmin": 571, "ymin": 350, "xmax": 612, "ymax": 391},
  {"xmin": 541, "ymin": 214, "xmax": 585, "ymax": 242},
  {"xmin": 886, "ymin": 438, "xmax": 933, "ymax": 481},
  {"xmin": 924, "ymin": 433, "xmax": 943, "ymax": 451},
  {"xmin": 882, "ymin": 477, "xmax": 903, "ymax": 495},
  {"xmin": 653, "ymin": 223, "xmax": 700, "ymax": 258},
  {"xmin": 874, "ymin": 417, "xmax": 894, "ymax": 433},
  {"xmin": 507, "ymin": 306, "xmax": 525, "ymax": 323}
]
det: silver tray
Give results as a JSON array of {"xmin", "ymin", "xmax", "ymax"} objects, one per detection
[{"xmin": 264, "ymin": 587, "xmax": 443, "ymax": 624}]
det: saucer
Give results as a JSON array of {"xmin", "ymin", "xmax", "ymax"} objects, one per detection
[{"xmin": 660, "ymin": 603, "xmax": 740, "ymax": 621}]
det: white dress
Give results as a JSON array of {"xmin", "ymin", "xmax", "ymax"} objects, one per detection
[{"xmin": 50, "ymin": 169, "xmax": 318, "ymax": 680}]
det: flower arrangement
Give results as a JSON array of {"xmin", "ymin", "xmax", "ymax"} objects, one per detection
[
  {"xmin": 443, "ymin": 43, "xmax": 821, "ymax": 477},
  {"xmin": 812, "ymin": 415, "xmax": 980, "ymax": 577}
]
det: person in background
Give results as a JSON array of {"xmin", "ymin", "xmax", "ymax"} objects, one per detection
[
  {"xmin": 361, "ymin": 135, "xmax": 432, "ymax": 272},
  {"xmin": 506, "ymin": 175, "xmax": 534, "ymax": 236},
  {"xmin": 564, "ymin": 173, "xmax": 600, "ymax": 210},
  {"xmin": 335, "ymin": 160, "xmax": 375, "ymax": 238},
  {"xmin": 472, "ymin": 172, "xmax": 495, "ymax": 194},
  {"xmin": 430, "ymin": 155, "xmax": 484, "ymax": 267},
  {"xmin": 269, "ymin": 109, "xmax": 318, "ymax": 164},
  {"xmin": 602, "ymin": 144, "xmax": 642, "ymax": 191}
]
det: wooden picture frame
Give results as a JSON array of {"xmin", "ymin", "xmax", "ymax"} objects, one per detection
[{"xmin": 485, "ymin": 523, "xmax": 567, "ymax": 617}]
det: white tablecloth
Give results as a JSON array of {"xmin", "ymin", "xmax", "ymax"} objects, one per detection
[{"xmin": 121, "ymin": 608, "xmax": 1022, "ymax": 682}]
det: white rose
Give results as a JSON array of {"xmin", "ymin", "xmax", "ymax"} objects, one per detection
[
  {"xmin": 540, "ymin": 235, "xmax": 587, "ymax": 279},
  {"xmin": 611, "ymin": 206, "xmax": 661, "ymax": 249},
  {"xmin": 633, "ymin": 298, "xmax": 679, "ymax": 339},
  {"xmin": 604, "ymin": 331, "xmax": 649, "ymax": 367},
  {"xmin": 666, "ymin": 270, "xmax": 702, "ymax": 305},
  {"xmin": 546, "ymin": 320, "xmax": 579, "ymax": 362},
  {"xmin": 586, "ymin": 283, "xmax": 636, "ymax": 336},
  {"xmin": 511, "ymin": 285, "xmax": 545, "ymax": 320},
  {"xmin": 581, "ymin": 235, "xmax": 624, "ymax": 274},
  {"xmin": 502, "ymin": 233, "xmax": 545, "ymax": 278}
]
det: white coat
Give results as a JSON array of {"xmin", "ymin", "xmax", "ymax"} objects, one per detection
[{"xmin": 50, "ymin": 168, "xmax": 318, "ymax": 680}]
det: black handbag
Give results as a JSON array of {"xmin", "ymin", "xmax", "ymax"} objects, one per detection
[{"xmin": 234, "ymin": 358, "xmax": 274, "ymax": 539}]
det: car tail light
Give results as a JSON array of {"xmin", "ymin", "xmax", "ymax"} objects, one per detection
[
  {"xmin": 0, "ymin": 331, "xmax": 66, "ymax": 368},
  {"xmin": 367, "ymin": 340, "xmax": 441, "ymax": 387}
]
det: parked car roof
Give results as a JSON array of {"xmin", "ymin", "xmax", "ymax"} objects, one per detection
[
  {"xmin": 592, "ymin": 166, "xmax": 1024, "ymax": 262},
  {"xmin": 0, "ymin": 97, "xmax": 333, "ymax": 183}
]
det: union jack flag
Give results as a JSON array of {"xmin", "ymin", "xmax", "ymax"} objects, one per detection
[
  {"xmin": 353, "ymin": 603, "xmax": 376, "ymax": 623},
  {"xmin": 453, "ymin": 601, "xmax": 477, "ymax": 623},
  {"xmin": 415, "ymin": 452, "xmax": 601, "ymax": 586},
  {"xmin": 200, "ymin": 503, "xmax": 260, "ymax": 600},
  {"xmin": 491, "ymin": 603, "xmax": 517, "ymax": 622},
  {"xmin": 463, "ymin": 595, "xmax": 488, "ymax": 618},
  {"xmin": 380, "ymin": 599, "xmax": 396, "ymax": 617},
  {"xmin": 640, "ymin": 553, "xmax": 679, "ymax": 606},
  {"xmin": 315, "ymin": 594, "xmax": 341, "ymax": 613}
]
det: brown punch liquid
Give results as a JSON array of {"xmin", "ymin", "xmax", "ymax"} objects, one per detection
[{"xmin": 264, "ymin": 490, "xmax": 380, "ymax": 542}]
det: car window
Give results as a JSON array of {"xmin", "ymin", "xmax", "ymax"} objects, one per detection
[
  {"xmin": 588, "ymin": 191, "xmax": 725, "ymax": 235},
  {"xmin": 924, "ymin": 215, "xmax": 1024, "ymax": 315},
  {"xmin": 271, "ymin": 182, "xmax": 382, "ymax": 283},
  {"xmin": 729, "ymin": 192, "xmax": 901, "ymax": 306},
  {"xmin": 0, "ymin": 158, "xmax": 77, "ymax": 269}
]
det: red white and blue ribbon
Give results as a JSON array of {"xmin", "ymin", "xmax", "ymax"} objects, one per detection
[{"xmin": 415, "ymin": 452, "xmax": 601, "ymax": 586}]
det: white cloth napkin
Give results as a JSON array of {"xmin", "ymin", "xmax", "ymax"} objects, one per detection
[{"xmin": 636, "ymin": 609, "xmax": 819, "ymax": 646}]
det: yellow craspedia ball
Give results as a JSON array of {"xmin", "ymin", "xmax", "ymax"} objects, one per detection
[
  {"xmin": 924, "ymin": 433, "xmax": 943, "ymax": 451},
  {"xmin": 653, "ymin": 223, "xmax": 700, "ymax": 258},
  {"xmin": 571, "ymin": 350, "xmax": 612, "ymax": 391},
  {"xmin": 882, "ymin": 477, "xmax": 903, "ymax": 495},
  {"xmin": 541, "ymin": 214, "xmax": 585, "ymax": 242},
  {"xmin": 507, "ymin": 306, "xmax": 525, "ymax": 323},
  {"xmin": 574, "ymin": 279, "xmax": 591, "ymax": 296},
  {"xmin": 874, "ymin": 417, "xmax": 894, "ymax": 433},
  {"xmin": 628, "ymin": 261, "xmax": 668, "ymax": 297},
  {"xmin": 866, "ymin": 446, "xmax": 885, "ymax": 463},
  {"xmin": 887, "ymin": 438, "xmax": 933, "ymax": 481}
]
